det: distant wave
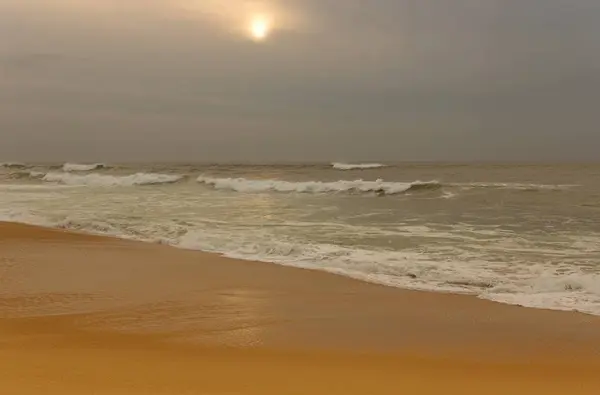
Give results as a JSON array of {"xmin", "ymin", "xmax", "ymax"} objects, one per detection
[
  {"xmin": 0, "ymin": 162, "xmax": 27, "ymax": 169},
  {"xmin": 40, "ymin": 172, "xmax": 184, "ymax": 187},
  {"xmin": 62, "ymin": 163, "xmax": 107, "ymax": 172},
  {"xmin": 452, "ymin": 182, "xmax": 577, "ymax": 191},
  {"xmin": 332, "ymin": 162, "xmax": 387, "ymax": 170},
  {"xmin": 197, "ymin": 176, "xmax": 440, "ymax": 195},
  {"xmin": 23, "ymin": 169, "xmax": 573, "ymax": 193}
]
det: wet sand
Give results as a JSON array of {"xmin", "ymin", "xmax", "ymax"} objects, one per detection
[{"xmin": 1, "ymin": 221, "xmax": 600, "ymax": 394}]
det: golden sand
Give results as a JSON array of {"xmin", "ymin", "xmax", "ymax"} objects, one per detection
[{"xmin": 1, "ymin": 222, "xmax": 600, "ymax": 394}]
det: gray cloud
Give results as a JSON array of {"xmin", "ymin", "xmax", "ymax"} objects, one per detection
[{"xmin": 1, "ymin": 0, "xmax": 599, "ymax": 162}]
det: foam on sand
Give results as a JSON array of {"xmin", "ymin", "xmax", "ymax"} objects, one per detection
[
  {"xmin": 197, "ymin": 176, "xmax": 440, "ymax": 195},
  {"xmin": 3, "ymin": 222, "xmax": 600, "ymax": 394},
  {"xmin": 3, "ymin": 204, "xmax": 600, "ymax": 316},
  {"xmin": 41, "ymin": 172, "xmax": 184, "ymax": 187},
  {"xmin": 483, "ymin": 273, "xmax": 600, "ymax": 313},
  {"xmin": 332, "ymin": 162, "xmax": 386, "ymax": 170},
  {"xmin": 176, "ymin": 227, "xmax": 600, "ymax": 315}
]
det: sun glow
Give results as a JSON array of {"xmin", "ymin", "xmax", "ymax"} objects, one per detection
[
  {"xmin": 249, "ymin": 15, "xmax": 272, "ymax": 41},
  {"xmin": 179, "ymin": 1, "xmax": 301, "ymax": 42}
]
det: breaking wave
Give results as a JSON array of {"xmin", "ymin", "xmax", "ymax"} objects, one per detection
[
  {"xmin": 0, "ymin": 162, "xmax": 27, "ymax": 169},
  {"xmin": 21, "ymin": 170, "xmax": 572, "ymax": 194},
  {"xmin": 63, "ymin": 163, "xmax": 107, "ymax": 172},
  {"xmin": 41, "ymin": 172, "xmax": 184, "ymax": 187},
  {"xmin": 195, "ymin": 176, "xmax": 569, "ymax": 195},
  {"xmin": 332, "ymin": 162, "xmax": 386, "ymax": 170},
  {"xmin": 6, "ymin": 170, "xmax": 38, "ymax": 180},
  {"xmin": 197, "ymin": 176, "xmax": 440, "ymax": 195}
]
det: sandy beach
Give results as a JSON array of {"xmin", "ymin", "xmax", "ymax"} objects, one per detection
[
  {"xmin": 5, "ymin": 0, "xmax": 599, "ymax": 392},
  {"xmin": 1, "ymin": 221, "xmax": 600, "ymax": 394}
]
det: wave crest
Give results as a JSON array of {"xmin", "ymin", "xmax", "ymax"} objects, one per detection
[
  {"xmin": 197, "ymin": 176, "xmax": 440, "ymax": 195},
  {"xmin": 0, "ymin": 162, "xmax": 27, "ymax": 169},
  {"xmin": 41, "ymin": 172, "xmax": 184, "ymax": 187},
  {"xmin": 332, "ymin": 162, "xmax": 386, "ymax": 170},
  {"xmin": 62, "ymin": 163, "xmax": 107, "ymax": 172}
]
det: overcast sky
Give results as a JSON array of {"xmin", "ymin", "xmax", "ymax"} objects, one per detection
[{"xmin": 1, "ymin": 0, "xmax": 599, "ymax": 162}]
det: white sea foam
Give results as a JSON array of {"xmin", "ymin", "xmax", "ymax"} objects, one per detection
[
  {"xmin": 62, "ymin": 163, "xmax": 106, "ymax": 172},
  {"xmin": 28, "ymin": 171, "xmax": 45, "ymax": 178},
  {"xmin": 0, "ymin": 208, "xmax": 55, "ymax": 227},
  {"xmin": 442, "ymin": 191, "xmax": 457, "ymax": 199},
  {"xmin": 453, "ymin": 182, "xmax": 577, "ymax": 190},
  {"xmin": 174, "ymin": 227, "xmax": 496, "ymax": 294},
  {"xmin": 2, "ymin": 165, "xmax": 599, "ymax": 316},
  {"xmin": 41, "ymin": 172, "xmax": 184, "ymax": 187},
  {"xmin": 483, "ymin": 273, "xmax": 600, "ymax": 314},
  {"xmin": 196, "ymin": 176, "xmax": 570, "ymax": 195},
  {"xmin": 332, "ymin": 162, "xmax": 386, "ymax": 170},
  {"xmin": 174, "ymin": 228, "xmax": 600, "ymax": 315},
  {"xmin": 2, "ymin": 205, "xmax": 600, "ymax": 315},
  {"xmin": 197, "ymin": 176, "xmax": 440, "ymax": 195}
]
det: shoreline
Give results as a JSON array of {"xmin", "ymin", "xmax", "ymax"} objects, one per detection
[
  {"xmin": 2, "ymin": 221, "xmax": 600, "ymax": 393},
  {"xmin": 2, "ymin": 218, "xmax": 596, "ymax": 318}
]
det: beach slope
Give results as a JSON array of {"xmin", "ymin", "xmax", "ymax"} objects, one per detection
[{"xmin": 1, "ymin": 222, "xmax": 600, "ymax": 394}]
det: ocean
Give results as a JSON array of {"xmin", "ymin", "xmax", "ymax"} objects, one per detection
[{"xmin": 1, "ymin": 162, "xmax": 599, "ymax": 314}]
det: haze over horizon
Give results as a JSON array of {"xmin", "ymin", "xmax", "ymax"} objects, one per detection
[{"xmin": 2, "ymin": 1, "xmax": 599, "ymax": 162}]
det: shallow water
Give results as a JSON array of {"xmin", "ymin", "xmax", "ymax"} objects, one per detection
[{"xmin": 1, "ymin": 162, "xmax": 599, "ymax": 314}]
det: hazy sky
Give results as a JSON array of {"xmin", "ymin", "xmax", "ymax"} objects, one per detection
[{"xmin": 1, "ymin": 0, "xmax": 599, "ymax": 162}]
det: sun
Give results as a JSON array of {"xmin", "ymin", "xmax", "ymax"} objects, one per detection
[{"xmin": 249, "ymin": 16, "xmax": 272, "ymax": 41}]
